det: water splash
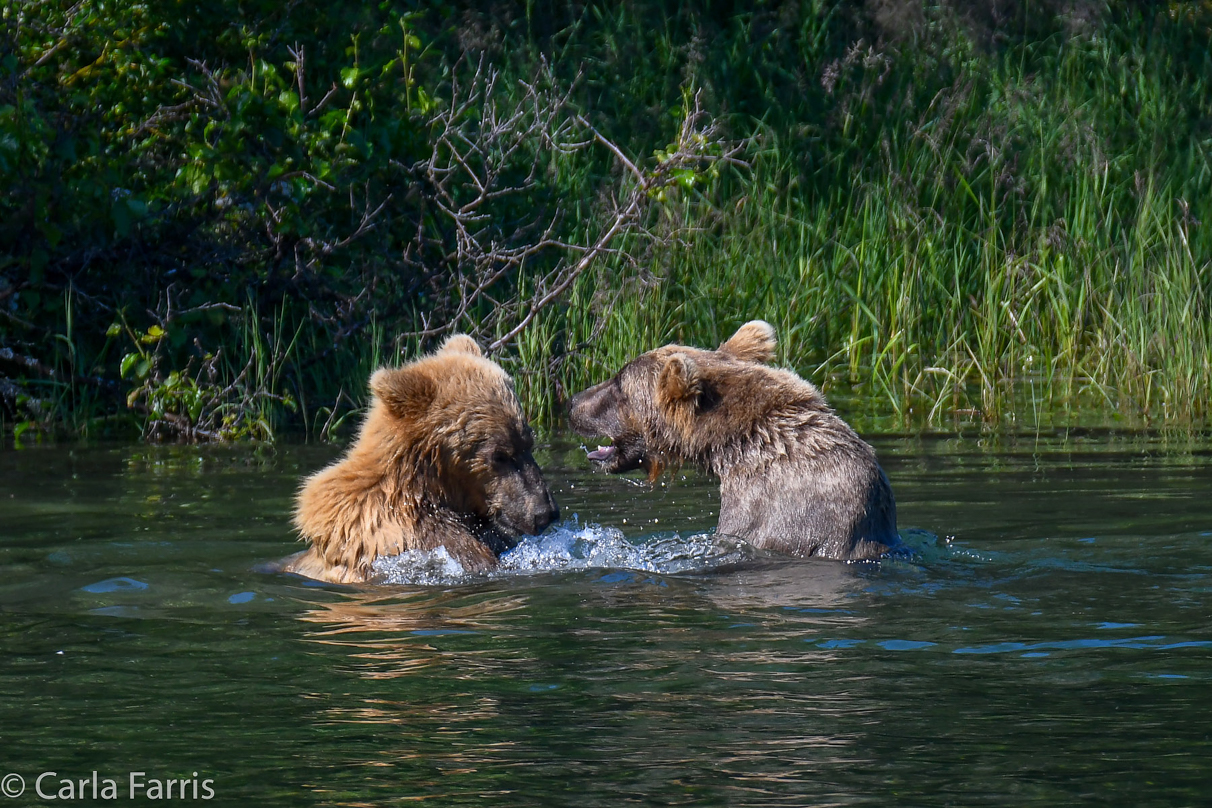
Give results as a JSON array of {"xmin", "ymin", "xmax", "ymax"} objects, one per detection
[
  {"xmin": 371, "ymin": 545, "xmax": 470, "ymax": 586},
  {"xmin": 370, "ymin": 520, "xmax": 754, "ymax": 586},
  {"xmin": 496, "ymin": 521, "xmax": 753, "ymax": 577},
  {"xmin": 888, "ymin": 528, "xmax": 991, "ymax": 564}
]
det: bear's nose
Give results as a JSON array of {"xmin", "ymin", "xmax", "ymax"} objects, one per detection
[{"xmin": 535, "ymin": 492, "xmax": 559, "ymax": 533}]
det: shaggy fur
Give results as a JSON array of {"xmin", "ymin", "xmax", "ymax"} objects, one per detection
[
  {"xmin": 569, "ymin": 321, "xmax": 897, "ymax": 560},
  {"xmin": 284, "ymin": 335, "xmax": 559, "ymax": 584}
]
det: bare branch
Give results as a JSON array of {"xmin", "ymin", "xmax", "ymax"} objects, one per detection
[
  {"xmin": 394, "ymin": 64, "xmax": 742, "ymax": 361},
  {"xmin": 287, "ymin": 43, "xmax": 307, "ymax": 113},
  {"xmin": 575, "ymin": 114, "xmax": 645, "ymax": 184}
]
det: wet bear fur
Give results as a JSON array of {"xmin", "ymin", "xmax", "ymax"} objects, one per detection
[
  {"xmin": 569, "ymin": 321, "xmax": 896, "ymax": 561},
  {"xmin": 285, "ymin": 335, "xmax": 559, "ymax": 584}
]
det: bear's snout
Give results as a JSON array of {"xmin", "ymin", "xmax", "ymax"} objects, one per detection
[
  {"xmin": 569, "ymin": 379, "xmax": 623, "ymax": 440},
  {"xmin": 489, "ymin": 459, "xmax": 560, "ymax": 540},
  {"xmin": 522, "ymin": 469, "xmax": 560, "ymax": 535},
  {"xmin": 496, "ymin": 489, "xmax": 558, "ymax": 537},
  {"xmin": 532, "ymin": 489, "xmax": 560, "ymax": 535}
]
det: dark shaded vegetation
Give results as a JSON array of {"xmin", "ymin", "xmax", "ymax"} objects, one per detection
[{"xmin": 3, "ymin": 0, "xmax": 1210, "ymax": 439}]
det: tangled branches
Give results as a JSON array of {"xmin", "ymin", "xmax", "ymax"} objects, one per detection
[{"xmin": 402, "ymin": 60, "xmax": 746, "ymax": 352}]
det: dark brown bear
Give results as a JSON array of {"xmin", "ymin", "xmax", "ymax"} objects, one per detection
[
  {"xmin": 285, "ymin": 335, "xmax": 559, "ymax": 583},
  {"xmin": 569, "ymin": 321, "xmax": 896, "ymax": 560}
]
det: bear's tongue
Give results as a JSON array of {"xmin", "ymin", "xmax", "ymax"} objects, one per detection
[{"xmin": 586, "ymin": 445, "xmax": 617, "ymax": 462}]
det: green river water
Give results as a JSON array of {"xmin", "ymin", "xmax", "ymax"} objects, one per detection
[{"xmin": 2, "ymin": 433, "xmax": 1210, "ymax": 806}]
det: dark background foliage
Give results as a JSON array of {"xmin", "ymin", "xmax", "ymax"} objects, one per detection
[{"xmin": 2, "ymin": 0, "xmax": 1210, "ymax": 438}]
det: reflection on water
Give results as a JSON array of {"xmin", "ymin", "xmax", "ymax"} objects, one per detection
[
  {"xmin": 297, "ymin": 588, "xmax": 532, "ymax": 678},
  {"xmin": 1, "ymin": 433, "xmax": 1211, "ymax": 805}
]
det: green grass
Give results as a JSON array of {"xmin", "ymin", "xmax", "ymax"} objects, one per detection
[
  {"xmin": 520, "ymin": 164, "xmax": 1210, "ymax": 431},
  {"xmin": 507, "ymin": 18, "xmax": 1212, "ymax": 431}
]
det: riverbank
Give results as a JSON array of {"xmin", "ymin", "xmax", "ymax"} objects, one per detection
[{"xmin": 3, "ymin": 1, "xmax": 1209, "ymax": 438}]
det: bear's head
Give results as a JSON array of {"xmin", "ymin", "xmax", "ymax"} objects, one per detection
[
  {"xmin": 569, "ymin": 320, "xmax": 795, "ymax": 476},
  {"xmin": 368, "ymin": 335, "xmax": 559, "ymax": 547}
]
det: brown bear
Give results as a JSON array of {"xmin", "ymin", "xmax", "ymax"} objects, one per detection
[
  {"xmin": 284, "ymin": 335, "xmax": 559, "ymax": 584},
  {"xmin": 568, "ymin": 321, "xmax": 896, "ymax": 561}
]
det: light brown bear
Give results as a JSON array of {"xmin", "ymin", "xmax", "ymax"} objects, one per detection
[
  {"xmin": 569, "ymin": 321, "xmax": 896, "ymax": 561},
  {"xmin": 285, "ymin": 335, "xmax": 559, "ymax": 584}
]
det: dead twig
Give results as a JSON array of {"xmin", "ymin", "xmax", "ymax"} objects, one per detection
[{"xmin": 400, "ymin": 62, "xmax": 744, "ymax": 354}]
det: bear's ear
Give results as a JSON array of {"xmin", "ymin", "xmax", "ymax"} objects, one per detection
[
  {"xmin": 718, "ymin": 320, "xmax": 777, "ymax": 363},
  {"xmin": 370, "ymin": 367, "xmax": 436, "ymax": 417},
  {"xmin": 657, "ymin": 352, "xmax": 702, "ymax": 410},
  {"xmin": 439, "ymin": 334, "xmax": 483, "ymax": 358}
]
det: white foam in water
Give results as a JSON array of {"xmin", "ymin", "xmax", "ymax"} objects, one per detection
[
  {"xmin": 370, "ymin": 519, "xmax": 754, "ymax": 586},
  {"xmin": 371, "ymin": 545, "xmax": 470, "ymax": 586}
]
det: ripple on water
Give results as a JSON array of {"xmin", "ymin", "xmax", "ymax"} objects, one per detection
[{"xmin": 79, "ymin": 577, "xmax": 149, "ymax": 594}]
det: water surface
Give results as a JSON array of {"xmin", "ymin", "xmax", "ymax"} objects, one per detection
[{"xmin": 2, "ymin": 433, "xmax": 1210, "ymax": 805}]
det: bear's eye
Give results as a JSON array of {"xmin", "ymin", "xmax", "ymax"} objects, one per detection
[{"xmin": 491, "ymin": 449, "xmax": 513, "ymax": 466}]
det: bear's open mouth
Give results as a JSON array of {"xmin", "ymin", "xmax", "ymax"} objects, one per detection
[
  {"xmin": 581, "ymin": 437, "xmax": 649, "ymax": 475},
  {"xmin": 586, "ymin": 444, "xmax": 617, "ymax": 462}
]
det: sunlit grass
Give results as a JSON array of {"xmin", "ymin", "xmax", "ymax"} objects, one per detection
[{"xmin": 508, "ymin": 19, "xmax": 1211, "ymax": 430}]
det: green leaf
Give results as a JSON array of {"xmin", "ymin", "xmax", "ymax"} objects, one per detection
[
  {"xmin": 340, "ymin": 67, "xmax": 359, "ymax": 89},
  {"xmin": 120, "ymin": 353, "xmax": 139, "ymax": 378},
  {"xmin": 671, "ymin": 168, "xmax": 696, "ymax": 189},
  {"xmin": 414, "ymin": 86, "xmax": 434, "ymax": 113}
]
